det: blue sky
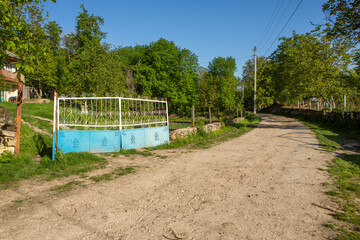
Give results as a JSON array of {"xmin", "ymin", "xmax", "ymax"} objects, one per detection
[{"xmin": 44, "ymin": 0, "xmax": 327, "ymax": 77}]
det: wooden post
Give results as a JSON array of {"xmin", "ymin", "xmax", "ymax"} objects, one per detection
[
  {"xmin": 344, "ymin": 94, "xmax": 346, "ymax": 111},
  {"xmin": 209, "ymin": 106, "xmax": 212, "ymax": 124},
  {"xmin": 15, "ymin": 82, "xmax": 23, "ymax": 156},
  {"xmin": 191, "ymin": 105, "xmax": 195, "ymax": 128},
  {"xmin": 254, "ymin": 46, "xmax": 257, "ymax": 115}
]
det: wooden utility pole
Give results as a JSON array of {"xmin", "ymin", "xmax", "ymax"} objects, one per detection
[{"xmin": 254, "ymin": 46, "xmax": 257, "ymax": 115}]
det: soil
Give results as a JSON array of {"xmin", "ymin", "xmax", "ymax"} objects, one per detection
[{"xmin": 0, "ymin": 114, "xmax": 337, "ymax": 239}]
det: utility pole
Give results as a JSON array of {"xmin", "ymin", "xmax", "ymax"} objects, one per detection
[{"xmin": 254, "ymin": 46, "xmax": 257, "ymax": 115}]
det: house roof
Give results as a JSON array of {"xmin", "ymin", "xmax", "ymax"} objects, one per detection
[
  {"xmin": 4, "ymin": 50, "xmax": 20, "ymax": 64},
  {"xmin": 5, "ymin": 50, "xmax": 20, "ymax": 59}
]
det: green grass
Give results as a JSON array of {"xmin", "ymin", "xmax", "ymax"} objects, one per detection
[
  {"xmin": 151, "ymin": 113, "xmax": 261, "ymax": 150},
  {"xmin": 169, "ymin": 122, "xmax": 192, "ymax": 130},
  {"xmin": 90, "ymin": 173, "xmax": 112, "ymax": 182},
  {"xmin": 102, "ymin": 149, "xmax": 154, "ymax": 158},
  {"xmin": 0, "ymin": 151, "xmax": 107, "ymax": 188},
  {"xmin": 113, "ymin": 166, "xmax": 136, "ymax": 176},
  {"xmin": 89, "ymin": 166, "xmax": 136, "ymax": 182},
  {"xmin": 0, "ymin": 102, "xmax": 111, "ymax": 187},
  {"xmin": 0, "ymin": 102, "xmax": 53, "ymax": 133},
  {"xmin": 0, "ymin": 102, "xmax": 54, "ymax": 120},
  {"xmin": 291, "ymin": 116, "xmax": 360, "ymax": 239},
  {"xmin": 50, "ymin": 180, "xmax": 83, "ymax": 193}
]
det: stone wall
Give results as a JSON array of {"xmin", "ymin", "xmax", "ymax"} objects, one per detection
[
  {"xmin": 170, "ymin": 127, "xmax": 197, "ymax": 141},
  {"xmin": 230, "ymin": 117, "xmax": 245, "ymax": 124},
  {"xmin": 0, "ymin": 107, "xmax": 17, "ymax": 154},
  {"xmin": 202, "ymin": 122, "xmax": 221, "ymax": 133},
  {"xmin": 169, "ymin": 122, "xmax": 222, "ymax": 141}
]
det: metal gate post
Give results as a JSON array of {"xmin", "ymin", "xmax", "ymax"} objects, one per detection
[
  {"xmin": 119, "ymin": 97, "xmax": 122, "ymax": 130},
  {"xmin": 52, "ymin": 92, "xmax": 57, "ymax": 160}
]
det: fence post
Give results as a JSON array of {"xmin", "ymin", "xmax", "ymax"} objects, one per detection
[
  {"xmin": 52, "ymin": 92, "xmax": 57, "ymax": 160},
  {"xmin": 119, "ymin": 97, "xmax": 122, "ymax": 130},
  {"xmin": 191, "ymin": 105, "xmax": 195, "ymax": 128},
  {"xmin": 165, "ymin": 98, "xmax": 169, "ymax": 127},
  {"xmin": 15, "ymin": 82, "xmax": 23, "ymax": 156},
  {"xmin": 209, "ymin": 106, "xmax": 212, "ymax": 124},
  {"xmin": 344, "ymin": 94, "xmax": 347, "ymax": 111}
]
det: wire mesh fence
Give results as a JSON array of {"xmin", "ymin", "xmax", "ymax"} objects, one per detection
[{"xmin": 56, "ymin": 96, "xmax": 168, "ymax": 130}]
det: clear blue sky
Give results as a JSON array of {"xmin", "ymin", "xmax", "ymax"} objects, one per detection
[{"xmin": 44, "ymin": 0, "xmax": 327, "ymax": 78}]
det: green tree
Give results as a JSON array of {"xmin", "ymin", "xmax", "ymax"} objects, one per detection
[
  {"xmin": 208, "ymin": 56, "xmax": 238, "ymax": 117},
  {"xmin": 0, "ymin": 0, "xmax": 55, "ymax": 74},
  {"xmin": 242, "ymin": 56, "xmax": 275, "ymax": 110},
  {"xmin": 198, "ymin": 71, "xmax": 217, "ymax": 122},
  {"xmin": 323, "ymin": 0, "xmax": 360, "ymax": 44},
  {"xmin": 268, "ymin": 30, "xmax": 354, "ymax": 109},
  {"xmin": 66, "ymin": 4, "xmax": 113, "ymax": 95}
]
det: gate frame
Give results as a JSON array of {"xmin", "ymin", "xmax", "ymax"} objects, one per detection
[{"xmin": 52, "ymin": 95, "xmax": 169, "ymax": 160}]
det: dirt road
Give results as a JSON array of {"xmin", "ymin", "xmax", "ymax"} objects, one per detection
[{"xmin": 0, "ymin": 114, "xmax": 336, "ymax": 239}]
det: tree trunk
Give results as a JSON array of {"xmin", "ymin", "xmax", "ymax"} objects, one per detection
[
  {"xmin": 39, "ymin": 83, "xmax": 43, "ymax": 99},
  {"xmin": 32, "ymin": 87, "xmax": 41, "ymax": 99}
]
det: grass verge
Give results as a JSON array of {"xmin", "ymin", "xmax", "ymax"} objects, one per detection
[
  {"xmin": 0, "ymin": 151, "xmax": 107, "ymax": 189},
  {"xmin": 89, "ymin": 166, "xmax": 136, "ymax": 183}
]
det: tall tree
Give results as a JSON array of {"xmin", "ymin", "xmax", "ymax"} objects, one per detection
[
  {"xmin": 323, "ymin": 0, "xmax": 360, "ymax": 44},
  {"xmin": 208, "ymin": 56, "xmax": 238, "ymax": 116},
  {"xmin": 242, "ymin": 56, "xmax": 275, "ymax": 109},
  {"xmin": 67, "ymin": 4, "xmax": 110, "ymax": 95},
  {"xmin": 268, "ymin": 29, "xmax": 354, "ymax": 108},
  {"xmin": 0, "ymin": 0, "xmax": 55, "ymax": 73}
]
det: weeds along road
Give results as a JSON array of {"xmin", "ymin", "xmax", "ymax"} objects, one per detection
[{"xmin": 0, "ymin": 114, "xmax": 336, "ymax": 239}]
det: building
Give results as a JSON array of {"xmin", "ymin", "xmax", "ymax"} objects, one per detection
[{"xmin": 0, "ymin": 51, "xmax": 26, "ymax": 102}]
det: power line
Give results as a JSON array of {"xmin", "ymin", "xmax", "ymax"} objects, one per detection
[
  {"xmin": 260, "ymin": 0, "xmax": 293, "ymax": 53},
  {"xmin": 257, "ymin": 0, "xmax": 284, "ymax": 48},
  {"xmin": 264, "ymin": 0, "xmax": 304, "ymax": 56}
]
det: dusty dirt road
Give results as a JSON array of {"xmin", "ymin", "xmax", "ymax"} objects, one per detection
[{"xmin": 0, "ymin": 114, "xmax": 336, "ymax": 239}]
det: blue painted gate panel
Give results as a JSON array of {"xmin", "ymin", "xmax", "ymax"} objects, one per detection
[
  {"xmin": 144, "ymin": 126, "xmax": 169, "ymax": 147},
  {"xmin": 57, "ymin": 130, "xmax": 120, "ymax": 153},
  {"xmin": 57, "ymin": 127, "xmax": 169, "ymax": 154},
  {"xmin": 121, "ymin": 128, "xmax": 146, "ymax": 150},
  {"xmin": 57, "ymin": 130, "xmax": 90, "ymax": 153},
  {"xmin": 89, "ymin": 131, "xmax": 121, "ymax": 153}
]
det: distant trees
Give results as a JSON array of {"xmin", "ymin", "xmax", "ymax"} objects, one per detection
[{"xmin": 242, "ymin": 28, "xmax": 358, "ymax": 111}]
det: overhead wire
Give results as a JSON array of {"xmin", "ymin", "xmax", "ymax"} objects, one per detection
[
  {"xmin": 257, "ymin": 0, "xmax": 284, "ymax": 50},
  {"xmin": 264, "ymin": 0, "xmax": 304, "ymax": 56},
  {"xmin": 259, "ymin": 0, "xmax": 294, "ymax": 53}
]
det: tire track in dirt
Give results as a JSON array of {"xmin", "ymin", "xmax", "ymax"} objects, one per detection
[{"xmin": 0, "ymin": 114, "xmax": 336, "ymax": 239}]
